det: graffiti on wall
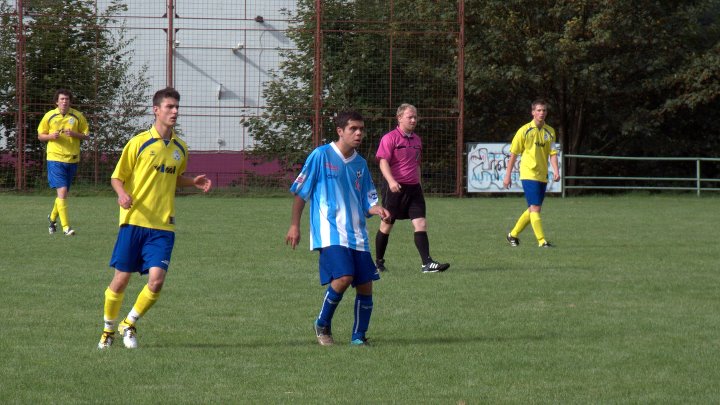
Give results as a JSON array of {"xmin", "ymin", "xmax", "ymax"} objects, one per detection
[{"xmin": 466, "ymin": 143, "xmax": 562, "ymax": 193}]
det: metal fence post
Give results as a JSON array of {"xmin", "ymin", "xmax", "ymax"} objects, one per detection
[
  {"xmin": 562, "ymin": 153, "xmax": 566, "ymax": 198},
  {"xmin": 697, "ymin": 159, "xmax": 701, "ymax": 197}
]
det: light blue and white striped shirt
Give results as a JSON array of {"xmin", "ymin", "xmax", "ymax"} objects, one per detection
[{"xmin": 290, "ymin": 142, "xmax": 379, "ymax": 251}]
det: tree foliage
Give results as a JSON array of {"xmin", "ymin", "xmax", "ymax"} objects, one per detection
[
  {"xmin": 243, "ymin": 0, "xmax": 459, "ymax": 171},
  {"xmin": 464, "ymin": 0, "xmax": 720, "ymax": 161},
  {"xmin": 246, "ymin": 0, "xmax": 720, "ymax": 179},
  {"xmin": 0, "ymin": 0, "xmax": 150, "ymax": 156}
]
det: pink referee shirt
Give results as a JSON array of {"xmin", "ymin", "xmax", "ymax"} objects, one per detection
[{"xmin": 376, "ymin": 127, "xmax": 422, "ymax": 184}]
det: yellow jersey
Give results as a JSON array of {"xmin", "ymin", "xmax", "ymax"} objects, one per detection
[
  {"xmin": 510, "ymin": 121, "xmax": 558, "ymax": 182},
  {"xmin": 111, "ymin": 126, "xmax": 188, "ymax": 231},
  {"xmin": 37, "ymin": 107, "xmax": 90, "ymax": 163}
]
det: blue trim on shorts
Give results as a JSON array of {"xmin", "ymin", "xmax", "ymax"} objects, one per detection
[
  {"xmin": 109, "ymin": 224, "xmax": 175, "ymax": 274},
  {"xmin": 521, "ymin": 179, "xmax": 547, "ymax": 206},
  {"xmin": 318, "ymin": 245, "xmax": 380, "ymax": 287},
  {"xmin": 47, "ymin": 161, "xmax": 78, "ymax": 189}
]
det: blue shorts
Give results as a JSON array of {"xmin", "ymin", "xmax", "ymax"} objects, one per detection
[
  {"xmin": 47, "ymin": 161, "xmax": 78, "ymax": 190},
  {"xmin": 109, "ymin": 224, "xmax": 175, "ymax": 274},
  {"xmin": 521, "ymin": 180, "xmax": 547, "ymax": 206},
  {"xmin": 318, "ymin": 245, "xmax": 380, "ymax": 287}
]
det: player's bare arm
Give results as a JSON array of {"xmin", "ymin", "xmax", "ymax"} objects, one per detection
[
  {"xmin": 38, "ymin": 132, "xmax": 60, "ymax": 141},
  {"xmin": 286, "ymin": 196, "xmax": 305, "ymax": 249},
  {"xmin": 379, "ymin": 159, "xmax": 401, "ymax": 192},
  {"xmin": 111, "ymin": 178, "xmax": 132, "ymax": 209},
  {"xmin": 63, "ymin": 129, "xmax": 89, "ymax": 140},
  {"xmin": 177, "ymin": 174, "xmax": 212, "ymax": 192},
  {"xmin": 503, "ymin": 154, "xmax": 518, "ymax": 189},
  {"xmin": 369, "ymin": 205, "xmax": 390, "ymax": 222},
  {"xmin": 550, "ymin": 154, "xmax": 560, "ymax": 182}
]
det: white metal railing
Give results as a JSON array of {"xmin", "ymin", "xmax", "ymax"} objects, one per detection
[{"xmin": 561, "ymin": 155, "xmax": 720, "ymax": 197}]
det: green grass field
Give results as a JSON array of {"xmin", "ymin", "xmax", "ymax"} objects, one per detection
[{"xmin": 1, "ymin": 194, "xmax": 718, "ymax": 403}]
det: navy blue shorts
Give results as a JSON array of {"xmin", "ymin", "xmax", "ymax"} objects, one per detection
[
  {"xmin": 380, "ymin": 182, "xmax": 426, "ymax": 223},
  {"xmin": 521, "ymin": 180, "xmax": 547, "ymax": 206},
  {"xmin": 47, "ymin": 161, "xmax": 78, "ymax": 189},
  {"xmin": 109, "ymin": 224, "xmax": 175, "ymax": 274},
  {"xmin": 318, "ymin": 245, "xmax": 380, "ymax": 287}
]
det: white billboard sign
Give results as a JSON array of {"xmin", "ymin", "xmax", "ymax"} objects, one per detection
[{"xmin": 467, "ymin": 143, "xmax": 562, "ymax": 193}]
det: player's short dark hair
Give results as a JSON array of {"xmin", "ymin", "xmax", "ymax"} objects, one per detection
[
  {"xmin": 153, "ymin": 87, "xmax": 181, "ymax": 107},
  {"xmin": 334, "ymin": 111, "xmax": 364, "ymax": 129},
  {"xmin": 531, "ymin": 98, "xmax": 549, "ymax": 110},
  {"xmin": 54, "ymin": 89, "xmax": 73, "ymax": 103}
]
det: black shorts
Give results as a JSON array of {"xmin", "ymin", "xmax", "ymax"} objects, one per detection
[{"xmin": 380, "ymin": 182, "xmax": 426, "ymax": 224}]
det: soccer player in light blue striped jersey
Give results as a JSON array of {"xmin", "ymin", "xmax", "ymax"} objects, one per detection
[{"xmin": 286, "ymin": 111, "xmax": 390, "ymax": 346}]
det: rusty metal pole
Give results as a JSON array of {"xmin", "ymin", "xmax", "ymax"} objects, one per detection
[
  {"xmin": 93, "ymin": 0, "xmax": 100, "ymax": 186},
  {"xmin": 388, "ymin": 1, "xmax": 394, "ymax": 116},
  {"xmin": 15, "ymin": 0, "xmax": 25, "ymax": 190},
  {"xmin": 455, "ymin": 0, "xmax": 465, "ymax": 196},
  {"xmin": 167, "ymin": 0, "xmax": 174, "ymax": 87},
  {"xmin": 312, "ymin": 0, "xmax": 322, "ymax": 147}
]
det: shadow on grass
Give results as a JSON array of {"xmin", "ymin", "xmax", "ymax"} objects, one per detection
[{"xmin": 146, "ymin": 333, "xmax": 551, "ymax": 349}]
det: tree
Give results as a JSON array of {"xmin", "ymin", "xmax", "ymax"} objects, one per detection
[
  {"xmin": 243, "ymin": 0, "xmax": 460, "ymax": 173},
  {"xmin": 464, "ymin": 0, "xmax": 720, "ymax": 172},
  {"xmin": 0, "ymin": 0, "xmax": 150, "ymax": 185},
  {"xmin": 245, "ymin": 0, "xmax": 720, "ymax": 187}
]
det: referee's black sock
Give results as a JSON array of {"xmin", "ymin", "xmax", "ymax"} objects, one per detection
[
  {"xmin": 414, "ymin": 231, "xmax": 431, "ymax": 264},
  {"xmin": 375, "ymin": 230, "xmax": 389, "ymax": 262}
]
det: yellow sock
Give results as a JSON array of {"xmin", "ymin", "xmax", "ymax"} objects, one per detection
[
  {"xmin": 130, "ymin": 285, "xmax": 161, "ymax": 321},
  {"xmin": 56, "ymin": 198, "xmax": 69, "ymax": 230},
  {"xmin": 510, "ymin": 209, "xmax": 531, "ymax": 237},
  {"xmin": 103, "ymin": 288, "xmax": 125, "ymax": 332},
  {"xmin": 529, "ymin": 212, "xmax": 546, "ymax": 245},
  {"xmin": 50, "ymin": 198, "xmax": 59, "ymax": 222}
]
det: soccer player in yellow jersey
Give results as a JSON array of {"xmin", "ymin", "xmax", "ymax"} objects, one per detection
[
  {"xmin": 38, "ymin": 89, "xmax": 90, "ymax": 236},
  {"xmin": 98, "ymin": 87, "xmax": 212, "ymax": 350},
  {"xmin": 503, "ymin": 99, "xmax": 560, "ymax": 248}
]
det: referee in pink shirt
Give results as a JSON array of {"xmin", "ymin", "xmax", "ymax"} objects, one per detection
[{"xmin": 374, "ymin": 104, "xmax": 450, "ymax": 273}]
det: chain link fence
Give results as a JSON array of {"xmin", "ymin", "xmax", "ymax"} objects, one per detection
[{"xmin": 0, "ymin": 0, "xmax": 464, "ymax": 194}]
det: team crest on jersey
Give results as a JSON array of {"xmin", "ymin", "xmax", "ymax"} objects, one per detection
[
  {"xmin": 173, "ymin": 150, "xmax": 182, "ymax": 161},
  {"xmin": 355, "ymin": 170, "xmax": 363, "ymax": 191}
]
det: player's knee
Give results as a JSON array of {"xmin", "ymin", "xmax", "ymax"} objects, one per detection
[
  {"xmin": 147, "ymin": 279, "xmax": 164, "ymax": 293},
  {"xmin": 109, "ymin": 271, "xmax": 132, "ymax": 293},
  {"xmin": 147, "ymin": 267, "xmax": 167, "ymax": 293},
  {"xmin": 356, "ymin": 281, "xmax": 373, "ymax": 295},
  {"xmin": 331, "ymin": 276, "xmax": 353, "ymax": 293}
]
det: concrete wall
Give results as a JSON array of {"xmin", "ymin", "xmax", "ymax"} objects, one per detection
[{"xmin": 100, "ymin": 0, "xmax": 296, "ymax": 152}]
